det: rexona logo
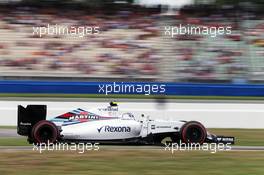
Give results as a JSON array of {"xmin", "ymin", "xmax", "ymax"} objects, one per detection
[{"xmin": 97, "ymin": 125, "xmax": 131, "ymax": 133}]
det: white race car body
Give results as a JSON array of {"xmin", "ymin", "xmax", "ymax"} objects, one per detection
[
  {"xmin": 50, "ymin": 104, "xmax": 184, "ymax": 142},
  {"xmin": 61, "ymin": 119, "xmax": 143, "ymax": 140},
  {"xmin": 17, "ymin": 103, "xmax": 235, "ymax": 145}
]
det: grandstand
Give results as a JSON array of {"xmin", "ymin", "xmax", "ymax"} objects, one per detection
[
  {"xmin": 0, "ymin": 8, "xmax": 163, "ymax": 81},
  {"xmin": 0, "ymin": 2, "xmax": 263, "ymax": 83}
]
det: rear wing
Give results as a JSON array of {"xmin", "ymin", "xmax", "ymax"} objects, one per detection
[{"xmin": 17, "ymin": 105, "xmax": 47, "ymax": 136}]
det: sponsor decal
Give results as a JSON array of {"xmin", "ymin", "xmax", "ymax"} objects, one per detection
[
  {"xmin": 97, "ymin": 126, "xmax": 104, "ymax": 133},
  {"xmin": 98, "ymin": 106, "xmax": 118, "ymax": 112},
  {"xmin": 97, "ymin": 125, "xmax": 131, "ymax": 133},
  {"xmin": 156, "ymin": 126, "xmax": 171, "ymax": 129},
  {"xmin": 217, "ymin": 137, "xmax": 234, "ymax": 142},
  {"xmin": 69, "ymin": 114, "xmax": 99, "ymax": 120},
  {"xmin": 20, "ymin": 122, "xmax": 31, "ymax": 126}
]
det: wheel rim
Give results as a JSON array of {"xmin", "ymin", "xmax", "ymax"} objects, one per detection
[
  {"xmin": 32, "ymin": 121, "xmax": 58, "ymax": 144},
  {"xmin": 183, "ymin": 124, "xmax": 206, "ymax": 144},
  {"xmin": 37, "ymin": 126, "xmax": 54, "ymax": 143}
]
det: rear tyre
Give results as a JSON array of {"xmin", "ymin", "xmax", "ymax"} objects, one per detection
[
  {"xmin": 180, "ymin": 121, "xmax": 207, "ymax": 144},
  {"xmin": 31, "ymin": 120, "xmax": 59, "ymax": 144}
]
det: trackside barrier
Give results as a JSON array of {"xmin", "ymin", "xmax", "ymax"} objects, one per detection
[{"xmin": 0, "ymin": 80, "xmax": 264, "ymax": 96}]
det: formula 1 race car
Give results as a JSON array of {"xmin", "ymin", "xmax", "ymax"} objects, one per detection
[{"xmin": 17, "ymin": 102, "xmax": 235, "ymax": 145}]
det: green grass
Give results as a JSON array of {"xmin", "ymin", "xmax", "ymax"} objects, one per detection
[
  {"xmin": 208, "ymin": 129, "xmax": 264, "ymax": 146},
  {"xmin": 0, "ymin": 129, "xmax": 263, "ymax": 146},
  {"xmin": 0, "ymin": 150, "xmax": 264, "ymax": 175},
  {"xmin": 1, "ymin": 93, "xmax": 264, "ymax": 100},
  {"xmin": 0, "ymin": 138, "xmax": 28, "ymax": 146},
  {"xmin": 0, "ymin": 129, "xmax": 263, "ymax": 175},
  {"xmin": 0, "ymin": 126, "xmax": 16, "ymax": 129}
]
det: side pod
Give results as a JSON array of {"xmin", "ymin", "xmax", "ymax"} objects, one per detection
[{"xmin": 17, "ymin": 105, "xmax": 47, "ymax": 136}]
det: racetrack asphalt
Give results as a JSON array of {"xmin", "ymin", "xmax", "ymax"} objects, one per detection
[
  {"xmin": 1, "ymin": 129, "xmax": 264, "ymax": 152},
  {"xmin": 0, "ymin": 129, "xmax": 19, "ymax": 138}
]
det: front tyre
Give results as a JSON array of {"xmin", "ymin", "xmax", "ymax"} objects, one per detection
[
  {"xmin": 180, "ymin": 121, "xmax": 207, "ymax": 144},
  {"xmin": 31, "ymin": 120, "xmax": 59, "ymax": 144}
]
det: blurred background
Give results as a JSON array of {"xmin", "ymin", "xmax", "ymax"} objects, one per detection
[{"xmin": 0, "ymin": 0, "xmax": 263, "ymax": 84}]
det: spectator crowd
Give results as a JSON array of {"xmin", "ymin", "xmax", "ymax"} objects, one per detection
[{"xmin": 0, "ymin": 7, "xmax": 263, "ymax": 82}]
